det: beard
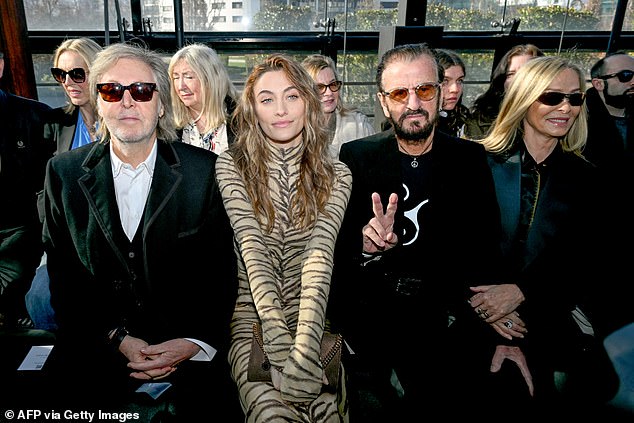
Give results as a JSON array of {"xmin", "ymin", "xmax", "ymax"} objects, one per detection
[
  {"xmin": 390, "ymin": 107, "xmax": 439, "ymax": 142},
  {"xmin": 603, "ymin": 82, "xmax": 634, "ymax": 110}
]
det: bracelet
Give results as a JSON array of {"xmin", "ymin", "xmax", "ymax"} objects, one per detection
[{"xmin": 109, "ymin": 326, "xmax": 129, "ymax": 349}]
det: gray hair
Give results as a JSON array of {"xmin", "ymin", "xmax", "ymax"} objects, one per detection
[{"xmin": 90, "ymin": 42, "xmax": 176, "ymax": 143}]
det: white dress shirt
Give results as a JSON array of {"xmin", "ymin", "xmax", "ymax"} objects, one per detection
[{"xmin": 110, "ymin": 140, "xmax": 215, "ymax": 361}]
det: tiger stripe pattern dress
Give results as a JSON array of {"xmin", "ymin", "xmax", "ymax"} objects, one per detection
[{"xmin": 216, "ymin": 141, "xmax": 352, "ymax": 422}]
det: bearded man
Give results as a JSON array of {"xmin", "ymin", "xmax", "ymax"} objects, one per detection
[
  {"xmin": 329, "ymin": 43, "xmax": 531, "ymax": 421},
  {"xmin": 584, "ymin": 52, "xmax": 634, "ymax": 168}
]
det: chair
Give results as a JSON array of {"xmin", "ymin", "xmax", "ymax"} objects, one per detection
[{"xmin": 603, "ymin": 322, "xmax": 634, "ymax": 414}]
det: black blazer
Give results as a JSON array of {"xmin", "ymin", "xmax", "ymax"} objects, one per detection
[
  {"xmin": 334, "ymin": 128, "xmax": 503, "ymax": 313},
  {"xmin": 488, "ymin": 146, "xmax": 615, "ymax": 337},
  {"xmin": 42, "ymin": 140, "xmax": 237, "ymax": 365},
  {"xmin": 0, "ymin": 90, "xmax": 52, "ymax": 319},
  {"xmin": 331, "ymin": 128, "xmax": 504, "ymax": 391},
  {"xmin": 43, "ymin": 107, "xmax": 80, "ymax": 155}
]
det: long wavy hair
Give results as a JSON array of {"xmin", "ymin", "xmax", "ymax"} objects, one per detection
[
  {"xmin": 52, "ymin": 37, "xmax": 102, "ymax": 114},
  {"xmin": 230, "ymin": 53, "xmax": 335, "ymax": 232},
  {"xmin": 434, "ymin": 48, "xmax": 471, "ymax": 136},
  {"xmin": 89, "ymin": 42, "xmax": 177, "ymax": 143},
  {"xmin": 481, "ymin": 56, "xmax": 588, "ymax": 156},
  {"xmin": 471, "ymin": 44, "xmax": 544, "ymax": 119},
  {"xmin": 168, "ymin": 43, "xmax": 237, "ymax": 133}
]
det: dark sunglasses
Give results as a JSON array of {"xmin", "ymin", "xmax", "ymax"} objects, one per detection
[
  {"xmin": 317, "ymin": 80, "xmax": 343, "ymax": 94},
  {"xmin": 537, "ymin": 91, "xmax": 585, "ymax": 107},
  {"xmin": 96, "ymin": 82, "xmax": 157, "ymax": 102},
  {"xmin": 382, "ymin": 83, "xmax": 440, "ymax": 103},
  {"xmin": 598, "ymin": 70, "xmax": 634, "ymax": 83},
  {"xmin": 51, "ymin": 67, "xmax": 86, "ymax": 84}
]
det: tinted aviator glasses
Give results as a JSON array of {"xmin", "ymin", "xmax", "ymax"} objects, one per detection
[
  {"xmin": 382, "ymin": 83, "xmax": 440, "ymax": 103},
  {"xmin": 96, "ymin": 82, "xmax": 157, "ymax": 102},
  {"xmin": 51, "ymin": 67, "xmax": 86, "ymax": 84},
  {"xmin": 317, "ymin": 81, "xmax": 343, "ymax": 94},
  {"xmin": 598, "ymin": 70, "xmax": 634, "ymax": 83},
  {"xmin": 537, "ymin": 92, "xmax": 585, "ymax": 107}
]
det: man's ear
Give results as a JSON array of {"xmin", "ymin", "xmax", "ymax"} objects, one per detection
[{"xmin": 591, "ymin": 78, "xmax": 604, "ymax": 91}]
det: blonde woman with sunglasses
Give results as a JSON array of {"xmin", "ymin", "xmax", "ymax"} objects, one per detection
[
  {"xmin": 302, "ymin": 54, "xmax": 375, "ymax": 157},
  {"xmin": 471, "ymin": 56, "xmax": 620, "ymax": 418},
  {"xmin": 47, "ymin": 37, "xmax": 103, "ymax": 150},
  {"xmin": 25, "ymin": 38, "xmax": 103, "ymax": 333}
]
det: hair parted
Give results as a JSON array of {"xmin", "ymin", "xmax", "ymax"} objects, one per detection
[
  {"xmin": 376, "ymin": 43, "xmax": 442, "ymax": 92},
  {"xmin": 168, "ymin": 43, "xmax": 237, "ymax": 133},
  {"xmin": 53, "ymin": 37, "xmax": 102, "ymax": 114},
  {"xmin": 229, "ymin": 53, "xmax": 335, "ymax": 232},
  {"xmin": 481, "ymin": 56, "xmax": 587, "ymax": 156},
  {"xmin": 89, "ymin": 42, "xmax": 176, "ymax": 143}
]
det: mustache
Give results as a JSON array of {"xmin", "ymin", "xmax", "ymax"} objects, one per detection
[{"xmin": 399, "ymin": 108, "xmax": 429, "ymax": 123}]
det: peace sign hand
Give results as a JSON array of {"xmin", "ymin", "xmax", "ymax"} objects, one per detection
[{"xmin": 362, "ymin": 192, "xmax": 398, "ymax": 254}]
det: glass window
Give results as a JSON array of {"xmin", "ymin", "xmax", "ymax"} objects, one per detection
[
  {"xmin": 24, "ymin": 0, "xmax": 132, "ymax": 31},
  {"xmin": 22, "ymin": 0, "xmax": 629, "ymax": 33}
]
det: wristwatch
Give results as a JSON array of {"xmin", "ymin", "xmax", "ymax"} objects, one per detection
[{"xmin": 109, "ymin": 326, "xmax": 129, "ymax": 349}]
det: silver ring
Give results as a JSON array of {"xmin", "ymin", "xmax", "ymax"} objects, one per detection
[
  {"xmin": 504, "ymin": 320, "xmax": 513, "ymax": 329},
  {"xmin": 476, "ymin": 308, "xmax": 482, "ymax": 314},
  {"xmin": 482, "ymin": 311, "xmax": 489, "ymax": 319}
]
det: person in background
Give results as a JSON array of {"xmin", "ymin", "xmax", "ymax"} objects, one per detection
[
  {"xmin": 434, "ymin": 48, "xmax": 471, "ymax": 138},
  {"xmin": 0, "ymin": 50, "xmax": 52, "ymax": 330},
  {"xmin": 330, "ymin": 43, "xmax": 527, "ymax": 421},
  {"xmin": 216, "ymin": 53, "xmax": 352, "ymax": 422},
  {"xmin": 47, "ymin": 37, "xmax": 103, "ymax": 150},
  {"xmin": 583, "ymin": 51, "xmax": 634, "ymax": 169},
  {"xmin": 584, "ymin": 54, "xmax": 634, "ymax": 411},
  {"xmin": 25, "ymin": 37, "xmax": 103, "ymax": 332},
  {"xmin": 40, "ymin": 42, "xmax": 240, "ymax": 420},
  {"xmin": 168, "ymin": 43, "xmax": 238, "ymax": 154},
  {"xmin": 465, "ymin": 43, "xmax": 544, "ymax": 140},
  {"xmin": 301, "ymin": 54, "xmax": 375, "ymax": 157},
  {"xmin": 473, "ymin": 56, "xmax": 620, "ymax": 419}
]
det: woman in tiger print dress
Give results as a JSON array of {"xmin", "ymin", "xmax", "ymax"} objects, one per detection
[{"xmin": 216, "ymin": 54, "xmax": 352, "ymax": 422}]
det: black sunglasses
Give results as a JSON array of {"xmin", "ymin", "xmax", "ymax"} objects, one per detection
[
  {"xmin": 598, "ymin": 70, "xmax": 634, "ymax": 83},
  {"xmin": 382, "ymin": 83, "xmax": 440, "ymax": 103},
  {"xmin": 96, "ymin": 82, "xmax": 157, "ymax": 103},
  {"xmin": 537, "ymin": 91, "xmax": 585, "ymax": 107},
  {"xmin": 317, "ymin": 80, "xmax": 343, "ymax": 94},
  {"xmin": 51, "ymin": 67, "xmax": 86, "ymax": 84}
]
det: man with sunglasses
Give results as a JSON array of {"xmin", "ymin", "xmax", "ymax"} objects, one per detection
[
  {"xmin": 38, "ymin": 43, "xmax": 240, "ymax": 419},
  {"xmin": 330, "ymin": 43, "xmax": 517, "ymax": 420},
  {"xmin": 0, "ymin": 50, "xmax": 53, "ymax": 331},
  {"xmin": 584, "ymin": 52, "xmax": 634, "ymax": 168}
]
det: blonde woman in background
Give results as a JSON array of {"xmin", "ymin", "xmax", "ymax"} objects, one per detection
[
  {"xmin": 47, "ymin": 37, "xmax": 103, "ymax": 151},
  {"xmin": 25, "ymin": 37, "xmax": 103, "ymax": 332},
  {"xmin": 302, "ymin": 54, "xmax": 375, "ymax": 157},
  {"xmin": 169, "ymin": 43, "xmax": 238, "ymax": 153}
]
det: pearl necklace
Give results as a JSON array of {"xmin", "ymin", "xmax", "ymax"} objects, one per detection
[{"xmin": 398, "ymin": 140, "xmax": 433, "ymax": 168}]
